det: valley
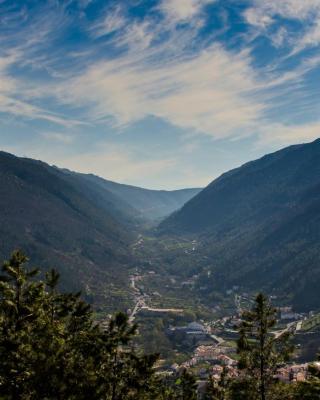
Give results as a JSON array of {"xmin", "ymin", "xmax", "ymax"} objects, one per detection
[
  {"xmin": 111, "ymin": 232, "xmax": 320, "ymax": 368},
  {"xmin": 1, "ymin": 139, "xmax": 320, "ymax": 370},
  {"xmin": 120, "ymin": 239, "xmax": 320, "ymax": 371}
]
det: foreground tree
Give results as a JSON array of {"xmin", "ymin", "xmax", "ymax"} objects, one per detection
[
  {"xmin": 235, "ymin": 293, "xmax": 293, "ymax": 400},
  {"xmin": 174, "ymin": 368, "xmax": 198, "ymax": 400},
  {"xmin": 204, "ymin": 367, "xmax": 230, "ymax": 400},
  {"xmin": 0, "ymin": 250, "xmax": 160, "ymax": 400}
]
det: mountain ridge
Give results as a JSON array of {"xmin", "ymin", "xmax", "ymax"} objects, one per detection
[{"xmin": 159, "ymin": 138, "xmax": 320, "ymax": 310}]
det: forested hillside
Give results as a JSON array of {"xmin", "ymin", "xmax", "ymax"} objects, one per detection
[
  {"xmin": 160, "ymin": 139, "xmax": 320, "ymax": 310},
  {"xmin": 0, "ymin": 151, "xmax": 136, "ymax": 310},
  {"xmin": 0, "ymin": 151, "xmax": 199, "ymax": 311}
]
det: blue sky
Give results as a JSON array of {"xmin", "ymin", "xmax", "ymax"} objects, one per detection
[{"xmin": 0, "ymin": 0, "xmax": 320, "ymax": 189}]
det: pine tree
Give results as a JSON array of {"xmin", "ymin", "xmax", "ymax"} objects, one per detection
[
  {"xmin": 204, "ymin": 367, "xmax": 229, "ymax": 399},
  {"xmin": 154, "ymin": 374, "xmax": 181, "ymax": 400},
  {"xmin": 0, "ymin": 250, "xmax": 45, "ymax": 398},
  {"xmin": 235, "ymin": 293, "xmax": 293, "ymax": 400},
  {"xmin": 0, "ymin": 251, "xmax": 160, "ymax": 399},
  {"xmin": 174, "ymin": 368, "xmax": 197, "ymax": 400}
]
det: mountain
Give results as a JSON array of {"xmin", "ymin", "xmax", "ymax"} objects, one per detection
[
  {"xmin": 72, "ymin": 173, "xmax": 201, "ymax": 222},
  {"xmin": 0, "ymin": 151, "xmax": 135, "ymax": 310},
  {"xmin": 0, "ymin": 151, "xmax": 200, "ymax": 311},
  {"xmin": 159, "ymin": 138, "xmax": 320, "ymax": 310}
]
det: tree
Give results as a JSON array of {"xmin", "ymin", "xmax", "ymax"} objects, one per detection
[
  {"xmin": 0, "ymin": 250, "xmax": 45, "ymax": 398},
  {"xmin": 204, "ymin": 367, "xmax": 230, "ymax": 399},
  {"xmin": 155, "ymin": 381, "xmax": 178, "ymax": 400},
  {"xmin": 235, "ymin": 293, "xmax": 293, "ymax": 400},
  {"xmin": 0, "ymin": 250, "xmax": 160, "ymax": 399},
  {"xmin": 174, "ymin": 368, "xmax": 197, "ymax": 400}
]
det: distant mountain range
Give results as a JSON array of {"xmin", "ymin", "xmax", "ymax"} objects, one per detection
[
  {"xmin": 0, "ymin": 151, "xmax": 200, "ymax": 310},
  {"xmin": 70, "ymin": 172, "xmax": 201, "ymax": 223},
  {"xmin": 160, "ymin": 138, "xmax": 320, "ymax": 310}
]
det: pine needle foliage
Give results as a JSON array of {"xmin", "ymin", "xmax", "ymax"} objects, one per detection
[{"xmin": 0, "ymin": 250, "xmax": 160, "ymax": 400}]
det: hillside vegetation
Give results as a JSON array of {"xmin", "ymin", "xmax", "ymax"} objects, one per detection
[
  {"xmin": 160, "ymin": 139, "xmax": 320, "ymax": 310},
  {"xmin": 0, "ymin": 151, "xmax": 199, "ymax": 311}
]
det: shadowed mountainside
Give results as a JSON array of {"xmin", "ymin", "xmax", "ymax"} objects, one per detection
[
  {"xmin": 0, "ymin": 151, "xmax": 200, "ymax": 310},
  {"xmin": 160, "ymin": 138, "xmax": 320, "ymax": 310}
]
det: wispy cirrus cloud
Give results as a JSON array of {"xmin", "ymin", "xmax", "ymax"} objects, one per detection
[
  {"xmin": 256, "ymin": 120, "xmax": 320, "ymax": 148},
  {"xmin": 56, "ymin": 44, "xmax": 263, "ymax": 138},
  {"xmin": 0, "ymin": 51, "xmax": 82, "ymax": 127},
  {"xmin": 45, "ymin": 1, "xmax": 319, "ymax": 142},
  {"xmin": 4, "ymin": 138, "xmax": 177, "ymax": 188},
  {"xmin": 0, "ymin": 1, "xmax": 83, "ymax": 127},
  {"xmin": 89, "ymin": 4, "xmax": 126, "ymax": 39},
  {"xmin": 245, "ymin": 0, "xmax": 320, "ymax": 25},
  {"xmin": 0, "ymin": 0, "xmax": 320, "ymax": 189},
  {"xmin": 59, "ymin": 143, "xmax": 177, "ymax": 184},
  {"xmin": 158, "ymin": 0, "xmax": 216, "ymax": 24},
  {"xmin": 40, "ymin": 131, "xmax": 75, "ymax": 144},
  {"xmin": 245, "ymin": 0, "xmax": 320, "ymax": 54},
  {"xmin": 2, "ymin": 0, "xmax": 319, "ymax": 141}
]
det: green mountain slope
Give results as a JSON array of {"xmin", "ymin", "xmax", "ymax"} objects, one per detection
[
  {"xmin": 0, "ymin": 151, "xmax": 200, "ymax": 311},
  {"xmin": 0, "ymin": 151, "xmax": 136, "ymax": 310},
  {"xmin": 159, "ymin": 139, "xmax": 320, "ymax": 310}
]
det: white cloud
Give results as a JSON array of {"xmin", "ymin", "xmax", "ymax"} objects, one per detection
[
  {"xmin": 245, "ymin": 0, "xmax": 320, "ymax": 53},
  {"xmin": 43, "ymin": 1, "xmax": 320, "ymax": 143},
  {"xmin": 159, "ymin": 0, "xmax": 215, "ymax": 24},
  {"xmin": 55, "ymin": 44, "xmax": 263, "ymax": 139},
  {"xmin": 0, "ymin": 53, "xmax": 19, "ymax": 94},
  {"xmin": 3, "ymin": 140, "xmax": 177, "ymax": 186},
  {"xmin": 0, "ymin": 53, "xmax": 80, "ymax": 127},
  {"xmin": 244, "ymin": 7, "xmax": 273, "ymax": 29},
  {"xmin": 60, "ymin": 145, "xmax": 176, "ymax": 184},
  {"xmin": 114, "ymin": 20, "xmax": 156, "ymax": 52},
  {"xmin": 89, "ymin": 5, "xmax": 126, "ymax": 38},
  {"xmin": 291, "ymin": 19, "xmax": 320, "ymax": 55},
  {"xmin": 270, "ymin": 26, "xmax": 288, "ymax": 48},
  {"xmin": 40, "ymin": 131, "xmax": 74, "ymax": 144},
  {"xmin": 256, "ymin": 120, "xmax": 320, "ymax": 148},
  {"xmin": 246, "ymin": 0, "xmax": 320, "ymax": 24},
  {"xmin": 0, "ymin": 4, "xmax": 83, "ymax": 127},
  {"xmin": 1, "ymin": 0, "xmax": 320, "ymax": 174}
]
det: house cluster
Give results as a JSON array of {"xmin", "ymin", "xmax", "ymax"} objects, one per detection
[
  {"xmin": 169, "ymin": 339, "xmax": 320, "ymax": 387},
  {"xmin": 211, "ymin": 364, "xmax": 239, "ymax": 380},
  {"xmin": 276, "ymin": 363, "xmax": 310, "ymax": 383},
  {"xmin": 194, "ymin": 345, "xmax": 234, "ymax": 363},
  {"xmin": 179, "ymin": 344, "xmax": 237, "ymax": 371},
  {"xmin": 166, "ymin": 343, "xmax": 239, "ymax": 386}
]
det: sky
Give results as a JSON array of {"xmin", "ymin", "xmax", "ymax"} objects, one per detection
[{"xmin": 0, "ymin": 0, "xmax": 320, "ymax": 189}]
